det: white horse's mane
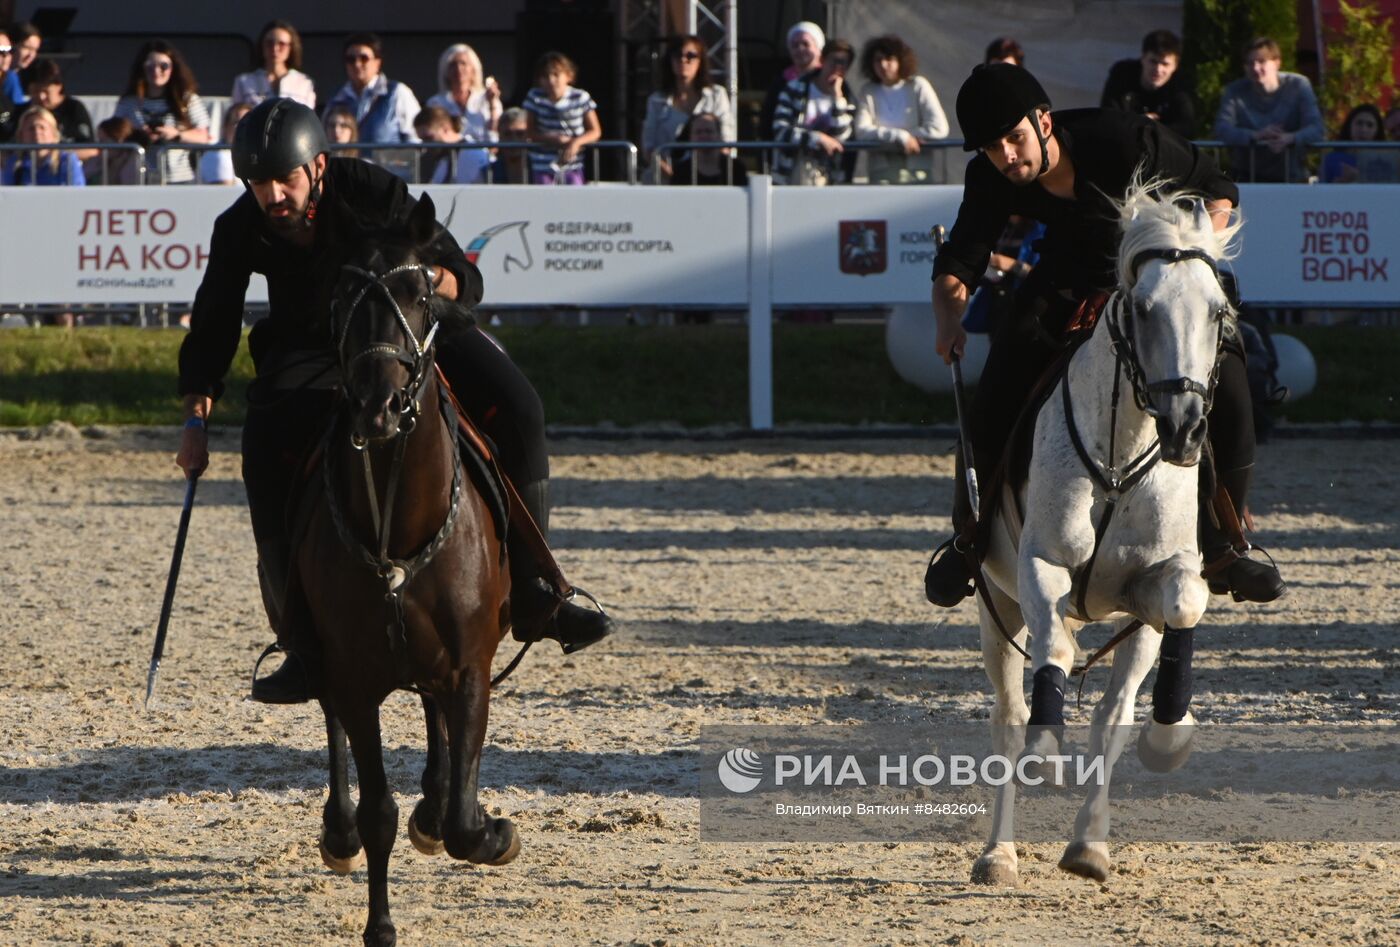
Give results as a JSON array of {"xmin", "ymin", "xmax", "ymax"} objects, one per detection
[{"xmin": 1115, "ymin": 170, "xmax": 1243, "ymax": 290}]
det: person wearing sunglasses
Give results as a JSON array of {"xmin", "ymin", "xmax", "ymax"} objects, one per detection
[
  {"xmin": 0, "ymin": 29, "xmax": 18, "ymax": 141},
  {"xmin": 113, "ymin": 39, "xmax": 211, "ymax": 184},
  {"xmin": 231, "ymin": 20, "xmax": 316, "ymax": 109},
  {"xmin": 771, "ymin": 38, "xmax": 857, "ymax": 185},
  {"xmin": 642, "ymin": 34, "xmax": 732, "ymax": 183},
  {"xmin": 322, "ymin": 32, "xmax": 421, "ymax": 150}
]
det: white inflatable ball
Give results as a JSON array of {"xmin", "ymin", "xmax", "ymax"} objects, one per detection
[
  {"xmin": 1269, "ymin": 334, "xmax": 1316, "ymax": 402},
  {"xmin": 885, "ymin": 303, "xmax": 990, "ymax": 392}
]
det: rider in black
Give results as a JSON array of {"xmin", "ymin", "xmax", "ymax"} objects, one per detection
[
  {"xmin": 174, "ymin": 99, "xmax": 612, "ymax": 704},
  {"xmin": 923, "ymin": 63, "xmax": 1286, "ymax": 607}
]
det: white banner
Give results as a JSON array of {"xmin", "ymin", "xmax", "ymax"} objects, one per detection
[
  {"xmin": 422, "ymin": 185, "xmax": 748, "ymax": 306},
  {"xmin": 1228, "ymin": 185, "xmax": 1396, "ymax": 306},
  {"xmin": 0, "ymin": 182, "xmax": 1391, "ymax": 307},
  {"xmin": 770, "ymin": 186, "xmax": 963, "ymax": 306},
  {"xmin": 0, "ymin": 186, "xmax": 262, "ymax": 305}
]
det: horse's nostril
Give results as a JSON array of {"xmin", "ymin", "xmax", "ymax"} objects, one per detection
[{"xmin": 1190, "ymin": 417, "xmax": 1208, "ymax": 444}]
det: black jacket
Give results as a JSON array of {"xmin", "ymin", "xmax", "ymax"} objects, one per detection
[
  {"xmin": 178, "ymin": 158, "xmax": 480, "ymax": 399},
  {"xmin": 932, "ymin": 108, "xmax": 1237, "ymax": 299},
  {"xmin": 1099, "ymin": 59, "xmax": 1196, "ymax": 138}
]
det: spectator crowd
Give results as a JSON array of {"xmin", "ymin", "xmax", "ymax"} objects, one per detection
[{"xmin": 0, "ymin": 16, "xmax": 1396, "ymax": 189}]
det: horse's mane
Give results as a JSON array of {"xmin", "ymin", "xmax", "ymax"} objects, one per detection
[
  {"xmin": 335, "ymin": 219, "xmax": 479, "ymax": 332},
  {"xmin": 1114, "ymin": 168, "xmax": 1243, "ymax": 290}
]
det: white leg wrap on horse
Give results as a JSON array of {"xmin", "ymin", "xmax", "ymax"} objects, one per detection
[{"xmin": 1152, "ymin": 625, "xmax": 1194, "ymax": 724}]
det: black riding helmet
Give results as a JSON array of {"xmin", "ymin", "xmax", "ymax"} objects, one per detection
[
  {"xmin": 232, "ymin": 99, "xmax": 330, "ymax": 219},
  {"xmin": 956, "ymin": 63, "xmax": 1053, "ymax": 175}
]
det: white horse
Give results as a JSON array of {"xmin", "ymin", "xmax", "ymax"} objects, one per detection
[{"xmin": 969, "ymin": 179, "xmax": 1242, "ymax": 886}]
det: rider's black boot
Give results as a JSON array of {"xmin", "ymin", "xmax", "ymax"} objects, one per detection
[
  {"xmin": 1201, "ymin": 465, "xmax": 1286, "ymax": 603},
  {"xmin": 511, "ymin": 479, "xmax": 614, "ymax": 653},
  {"xmin": 924, "ymin": 448, "xmax": 976, "ymax": 607},
  {"xmin": 250, "ymin": 539, "xmax": 313, "ymax": 704}
]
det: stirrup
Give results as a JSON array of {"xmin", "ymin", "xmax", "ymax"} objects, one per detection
[
  {"xmin": 924, "ymin": 535, "xmax": 975, "ymax": 607},
  {"xmin": 555, "ymin": 587, "xmax": 613, "ymax": 655},
  {"xmin": 1204, "ymin": 544, "xmax": 1285, "ymax": 603},
  {"xmin": 250, "ymin": 643, "xmax": 312, "ymax": 704}
]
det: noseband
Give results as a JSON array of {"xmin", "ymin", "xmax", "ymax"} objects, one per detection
[
  {"xmin": 1106, "ymin": 246, "xmax": 1228, "ymax": 417},
  {"xmin": 335, "ymin": 262, "xmax": 440, "ymax": 447}
]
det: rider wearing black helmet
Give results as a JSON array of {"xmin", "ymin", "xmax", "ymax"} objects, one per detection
[
  {"xmin": 923, "ymin": 63, "xmax": 1286, "ymax": 608},
  {"xmin": 176, "ymin": 99, "xmax": 612, "ymax": 704}
]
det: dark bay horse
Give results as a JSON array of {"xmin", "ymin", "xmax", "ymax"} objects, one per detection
[{"xmin": 292, "ymin": 194, "xmax": 518, "ymax": 946}]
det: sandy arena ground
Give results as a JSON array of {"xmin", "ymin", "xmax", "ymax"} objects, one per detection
[{"xmin": 0, "ymin": 425, "xmax": 1396, "ymax": 946}]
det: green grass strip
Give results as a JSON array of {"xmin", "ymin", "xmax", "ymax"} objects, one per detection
[{"xmin": 0, "ymin": 324, "xmax": 1393, "ymax": 428}]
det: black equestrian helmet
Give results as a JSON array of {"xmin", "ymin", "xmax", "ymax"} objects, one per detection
[
  {"xmin": 232, "ymin": 98, "xmax": 330, "ymax": 180},
  {"xmin": 956, "ymin": 63, "xmax": 1053, "ymax": 151}
]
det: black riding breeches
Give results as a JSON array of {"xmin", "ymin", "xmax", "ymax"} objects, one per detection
[
  {"xmin": 435, "ymin": 323, "xmax": 549, "ymax": 487},
  {"xmin": 1205, "ymin": 339, "xmax": 1254, "ymax": 474},
  {"xmin": 965, "ymin": 290, "xmax": 1074, "ymax": 474},
  {"xmin": 242, "ymin": 389, "xmax": 338, "ymax": 546},
  {"xmin": 241, "ymin": 327, "xmax": 548, "ymax": 548}
]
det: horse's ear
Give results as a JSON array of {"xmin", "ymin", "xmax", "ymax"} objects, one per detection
[
  {"xmin": 408, "ymin": 193, "xmax": 438, "ymax": 248},
  {"xmin": 1190, "ymin": 198, "xmax": 1210, "ymax": 231}
]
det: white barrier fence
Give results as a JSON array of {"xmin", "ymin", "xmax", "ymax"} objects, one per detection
[{"xmin": 0, "ymin": 181, "xmax": 1392, "ymax": 426}]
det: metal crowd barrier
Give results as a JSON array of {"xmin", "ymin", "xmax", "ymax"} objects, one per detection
[
  {"xmin": 0, "ymin": 141, "xmax": 147, "ymax": 185},
  {"xmin": 1195, "ymin": 139, "xmax": 1400, "ymax": 184},
  {"xmin": 5, "ymin": 138, "xmax": 1400, "ymax": 188},
  {"xmin": 652, "ymin": 139, "xmax": 970, "ymax": 185}
]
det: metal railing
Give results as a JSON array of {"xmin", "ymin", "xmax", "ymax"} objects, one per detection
[
  {"xmin": 1195, "ymin": 139, "xmax": 1400, "ymax": 184},
  {"xmin": 6, "ymin": 138, "xmax": 1400, "ymax": 188},
  {"xmin": 0, "ymin": 142, "xmax": 147, "ymax": 185},
  {"xmin": 652, "ymin": 139, "xmax": 970, "ymax": 185},
  {"xmin": 142, "ymin": 139, "xmax": 640, "ymax": 185}
]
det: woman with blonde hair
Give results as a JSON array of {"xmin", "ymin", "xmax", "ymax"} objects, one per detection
[
  {"xmin": 424, "ymin": 43, "xmax": 501, "ymax": 183},
  {"xmin": 231, "ymin": 20, "xmax": 316, "ymax": 108},
  {"xmin": 2, "ymin": 105, "xmax": 85, "ymax": 185}
]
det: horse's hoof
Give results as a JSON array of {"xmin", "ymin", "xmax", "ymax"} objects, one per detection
[
  {"xmin": 408, "ymin": 811, "xmax": 445, "ymax": 856},
  {"xmin": 970, "ymin": 853, "xmax": 1018, "ymax": 886},
  {"xmin": 486, "ymin": 818, "xmax": 521, "ymax": 866},
  {"xmin": 319, "ymin": 832, "xmax": 365, "ymax": 875},
  {"xmin": 362, "ymin": 920, "xmax": 396, "ymax": 947},
  {"xmin": 1058, "ymin": 841, "xmax": 1110, "ymax": 881},
  {"xmin": 1137, "ymin": 720, "xmax": 1195, "ymax": 773}
]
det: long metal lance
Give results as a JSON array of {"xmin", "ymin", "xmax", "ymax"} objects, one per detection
[
  {"xmin": 146, "ymin": 472, "xmax": 199, "ymax": 707},
  {"xmin": 933, "ymin": 224, "xmax": 980, "ymax": 514}
]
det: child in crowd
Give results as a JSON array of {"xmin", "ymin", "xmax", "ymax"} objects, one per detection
[
  {"xmin": 521, "ymin": 51, "xmax": 600, "ymax": 185},
  {"xmin": 414, "ymin": 105, "xmax": 468, "ymax": 183}
]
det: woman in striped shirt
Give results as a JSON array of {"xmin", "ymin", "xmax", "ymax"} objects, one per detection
[
  {"xmin": 522, "ymin": 51, "xmax": 600, "ymax": 185},
  {"xmin": 113, "ymin": 40, "xmax": 211, "ymax": 184}
]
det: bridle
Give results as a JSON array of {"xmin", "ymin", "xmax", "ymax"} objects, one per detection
[
  {"xmin": 335, "ymin": 261, "xmax": 441, "ymax": 448},
  {"xmin": 1105, "ymin": 246, "xmax": 1231, "ymax": 418},
  {"xmin": 1057, "ymin": 243, "xmax": 1231, "ymax": 665},
  {"xmin": 324, "ymin": 259, "xmax": 470, "ymax": 689}
]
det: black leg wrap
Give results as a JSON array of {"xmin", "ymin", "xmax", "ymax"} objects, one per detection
[
  {"xmin": 1152, "ymin": 626, "xmax": 1195, "ymax": 724},
  {"xmin": 1029, "ymin": 664, "xmax": 1067, "ymax": 726}
]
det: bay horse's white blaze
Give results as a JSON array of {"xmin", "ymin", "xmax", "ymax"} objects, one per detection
[{"xmin": 970, "ymin": 179, "xmax": 1241, "ymax": 886}]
